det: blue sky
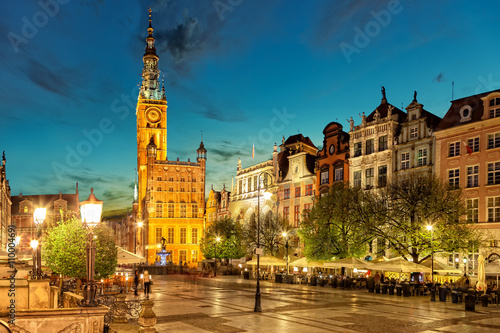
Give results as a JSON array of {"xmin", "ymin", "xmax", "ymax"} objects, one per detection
[{"xmin": 1, "ymin": 0, "xmax": 499, "ymax": 216}]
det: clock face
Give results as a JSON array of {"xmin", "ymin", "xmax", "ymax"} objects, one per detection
[
  {"xmin": 146, "ymin": 108, "xmax": 161, "ymax": 124},
  {"xmin": 329, "ymin": 144, "xmax": 335, "ymax": 155}
]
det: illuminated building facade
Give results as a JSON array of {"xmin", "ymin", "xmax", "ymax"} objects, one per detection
[{"xmin": 135, "ymin": 10, "xmax": 206, "ymax": 265}]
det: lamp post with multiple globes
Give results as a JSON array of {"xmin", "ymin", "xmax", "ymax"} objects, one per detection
[{"xmin": 80, "ymin": 188, "xmax": 103, "ymax": 307}]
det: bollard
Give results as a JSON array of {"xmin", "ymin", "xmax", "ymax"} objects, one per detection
[
  {"xmin": 139, "ymin": 299, "xmax": 157, "ymax": 332},
  {"xmin": 113, "ymin": 294, "xmax": 128, "ymax": 324},
  {"xmin": 451, "ymin": 291, "xmax": 458, "ymax": 303},
  {"xmin": 465, "ymin": 289, "xmax": 475, "ymax": 311},
  {"xmin": 481, "ymin": 294, "xmax": 489, "ymax": 307}
]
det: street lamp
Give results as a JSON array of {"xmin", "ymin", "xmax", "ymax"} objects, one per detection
[
  {"xmin": 32, "ymin": 208, "xmax": 46, "ymax": 279},
  {"xmin": 282, "ymin": 232, "xmax": 289, "ymax": 275},
  {"xmin": 80, "ymin": 188, "xmax": 103, "ymax": 307},
  {"xmin": 214, "ymin": 237, "xmax": 221, "ymax": 277},
  {"xmin": 426, "ymin": 225, "xmax": 434, "ymax": 283},
  {"xmin": 30, "ymin": 239, "xmax": 39, "ymax": 279},
  {"xmin": 255, "ymin": 171, "xmax": 272, "ymax": 313}
]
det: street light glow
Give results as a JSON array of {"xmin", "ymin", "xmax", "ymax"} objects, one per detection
[
  {"xmin": 33, "ymin": 207, "xmax": 46, "ymax": 226},
  {"xmin": 30, "ymin": 239, "xmax": 39, "ymax": 250},
  {"xmin": 426, "ymin": 225, "xmax": 433, "ymax": 231}
]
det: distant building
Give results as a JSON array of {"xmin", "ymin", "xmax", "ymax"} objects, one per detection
[
  {"xmin": 276, "ymin": 134, "xmax": 317, "ymax": 229},
  {"xmin": 348, "ymin": 87, "xmax": 406, "ymax": 191},
  {"xmin": 11, "ymin": 184, "xmax": 80, "ymax": 251},
  {"xmin": 435, "ymin": 89, "xmax": 500, "ymax": 267},
  {"xmin": 206, "ymin": 187, "xmax": 221, "ymax": 224},
  {"xmin": 394, "ymin": 92, "xmax": 442, "ymax": 177},
  {"xmin": 0, "ymin": 152, "xmax": 11, "ymax": 251},
  {"xmin": 315, "ymin": 122, "xmax": 350, "ymax": 195},
  {"xmin": 135, "ymin": 10, "xmax": 206, "ymax": 266}
]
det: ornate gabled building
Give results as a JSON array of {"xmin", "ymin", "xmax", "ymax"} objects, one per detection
[
  {"xmin": 394, "ymin": 92, "xmax": 442, "ymax": 177},
  {"xmin": 434, "ymin": 89, "xmax": 500, "ymax": 265},
  {"xmin": 11, "ymin": 184, "xmax": 80, "ymax": 251},
  {"xmin": 135, "ymin": 10, "xmax": 206, "ymax": 266},
  {"xmin": 348, "ymin": 87, "xmax": 407, "ymax": 190},
  {"xmin": 316, "ymin": 122, "xmax": 350, "ymax": 195},
  {"xmin": 229, "ymin": 157, "xmax": 277, "ymax": 223},
  {"xmin": 276, "ymin": 134, "xmax": 317, "ymax": 228},
  {"xmin": 0, "ymin": 152, "xmax": 11, "ymax": 251}
]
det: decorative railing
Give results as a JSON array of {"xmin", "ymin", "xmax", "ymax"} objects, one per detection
[{"xmin": 96, "ymin": 294, "xmax": 143, "ymax": 326}]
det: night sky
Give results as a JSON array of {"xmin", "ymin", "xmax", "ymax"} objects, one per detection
[{"xmin": 1, "ymin": 0, "xmax": 499, "ymax": 216}]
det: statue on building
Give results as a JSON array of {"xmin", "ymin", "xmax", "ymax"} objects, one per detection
[
  {"xmin": 387, "ymin": 105, "xmax": 394, "ymax": 119},
  {"xmin": 359, "ymin": 112, "xmax": 367, "ymax": 126},
  {"xmin": 413, "ymin": 90, "xmax": 418, "ymax": 102},
  {"xmin": 347, "ymin": 117, "xmax": 354, "ymax": 131},
  {"xmin": 374, "ymin": 109, "xmax": 381, "ymax": 122},
  {"xmin": 282, "ymin": 135, "xmax": 286, "ymax": 145},
  {"xmin": 381, "ymin": 86, "xmax": 386, "ymax": 101}
]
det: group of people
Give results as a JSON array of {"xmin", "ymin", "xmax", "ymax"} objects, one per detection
[{"xmin": 133, "ymin": 269, "xmax": 151, "ymax": 299}]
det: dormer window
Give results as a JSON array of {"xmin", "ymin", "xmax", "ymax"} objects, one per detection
[
  {"xmin": 490, "ymin": 98, "xmax": 500, "ymax": 107},
  {"xmin": 460, "ymin": 105, "xmax": 472, "ymax": 122}
]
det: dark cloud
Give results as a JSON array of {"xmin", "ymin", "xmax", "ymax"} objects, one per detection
[
  {"xmin": 311, "ymin": 0, "xmax": 392, "ymax": 46},
  {"xmin": 19, "ymin": 59, "xmax": 83, "ymax": 99},
  {"xmin": 210, "ymin": 146, "xmax": 242, "ymax": 163},
  {"xmin": 433, "ymin": 73, "xmax": 445, "ymax": 83}
]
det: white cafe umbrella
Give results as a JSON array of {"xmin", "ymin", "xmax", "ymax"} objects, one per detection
[
  {"xmin": 117, "ymin": 247, "xmax": 146, "ymax": 264},
  {"xmin": 477, "ymin": 255, "xmax": 487, "ymax": 293}
]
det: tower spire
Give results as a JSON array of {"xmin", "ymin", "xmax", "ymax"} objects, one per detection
[{"xmin": 141, "ymin": 7, "xmax": 160, "ymax": 100}]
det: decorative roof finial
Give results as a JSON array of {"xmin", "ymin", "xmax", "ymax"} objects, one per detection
[
  {"xmin": 148, "ymin": 7, "xmax": 153, "ymax": 36},
  {"xmin": 381, "ymin": 86, "xmax": 387, "ymax": 102}
]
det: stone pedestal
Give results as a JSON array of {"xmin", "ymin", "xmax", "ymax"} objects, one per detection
[
  {"xmin": 28, "ymin": 279, "xmax": 50, "ymax": 309},
  {"xmin": 138, "ymin": 300, "xmax": 156, "ymax": 332}
]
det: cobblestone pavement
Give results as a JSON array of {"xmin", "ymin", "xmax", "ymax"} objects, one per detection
[{"xmin": 125, "ymin": 275, "xmax": 500, "ymax": 332}]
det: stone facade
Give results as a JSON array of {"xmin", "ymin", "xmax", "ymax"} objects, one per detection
[{"xmin": 10, "ymin": 186, "xmax": 80, "ymax": 252}]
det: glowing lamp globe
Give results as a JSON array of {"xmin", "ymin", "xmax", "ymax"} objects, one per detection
[
  {"xmin": 30, "ymin": 239, "xmax": 39, "ymax": 250},
  {"xmin": 80, "ymin": 188, "xmax": 103, "ymax": 228},
  {"xmin": 33, "ymin": 208, "xmax": 46, "ymax": 226}
]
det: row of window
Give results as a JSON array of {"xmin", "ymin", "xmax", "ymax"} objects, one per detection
[
  {"xmin": 156, "ymin": 176, "xmax": 198, "ymax": 182},
  {"xmin": 353, "ymin": 166, "xmax": 388, "ymax": 189},
  {"xmin": 283, "ymin": 184, "xmax": 313, "ymax": 199},
  {"xmin": 320, "ymin": 166, "xmax": 344, "ymax": 185},
  {"xmin": 467, "ymin": 197, "xmax": 500, "ymax": 223},
  {"xmin": 449, "ymin": 135, "xmax": 500, "ymax": 157},
  {"xmin": 155, "ymin": 203, "xmax": 198, "ymax": 218},
  {"xmin": 283, "ymin": 203, "xmax": 312, "ymax": 227},
  {"xmin": 354, "ymin": 136, "xmax": 388, "ymax": 157},
  {"xmin": 155, "ymin": 227, "xmax": 198, "ymax": 245},
  {"xmin": 448, "ymin": 162, "xmax": 500, "ymax": 188},
  {"xmin": 156, "ymin": 186, "xmax": 199, "ymax": 192},
  {"xmin": 237, "ymin": 174, "xmax": 271, "ymax": 195}
]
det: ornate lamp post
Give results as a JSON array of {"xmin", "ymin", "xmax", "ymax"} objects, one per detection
[
  {"xmin": 282, "ymin": 232, "xmax": 289, "ymax": 275},
  {"xmin": 426, "ymin": 224, "xmax": 435, "ymax": 302},
  {"xmin": 80, "ymin": 188, "xmax": 103, "ymax": 307},
  {"xmin": 32, "ymin": 208, "xmax": 46, "ymax": 279},
  {"xmin": 214, "ymin": 237, "xmax": 221, "ymax": 277},
  {"xmin": 254, "ymin": 171, "xmax": 272, "ymax": 313}
]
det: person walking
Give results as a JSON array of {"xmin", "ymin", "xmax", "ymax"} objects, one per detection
[
  {"xmin": 143, "ymin": 270, "xmax": 151, "ymax": 299},
  {"xmin": 134, "ymin": 270, "xmax": 139, "ymax": 296}
]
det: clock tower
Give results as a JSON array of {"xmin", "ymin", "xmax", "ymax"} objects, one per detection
[{"xmin": 137, "ymin": 8, "xmax": 167, "ymax": 216}]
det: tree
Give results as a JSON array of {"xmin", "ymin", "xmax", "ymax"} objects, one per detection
[
  {"xmin": 243, "ymin": 211, "xmax": 293, "ymax": 257},
  {"xmin": 299, "ymin": 182, "xmax": 372, "ymax": 260},
  {"xmin": 367, "ymin": 172, "xmax": 483, "ymax": 263},
  {"xmin": 200, "ymin": 216, "xmax": 246, "ymax": 260},
  {"xmin": 43, "ymin": 218, "xmax": 117, "ymax": 280}
]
